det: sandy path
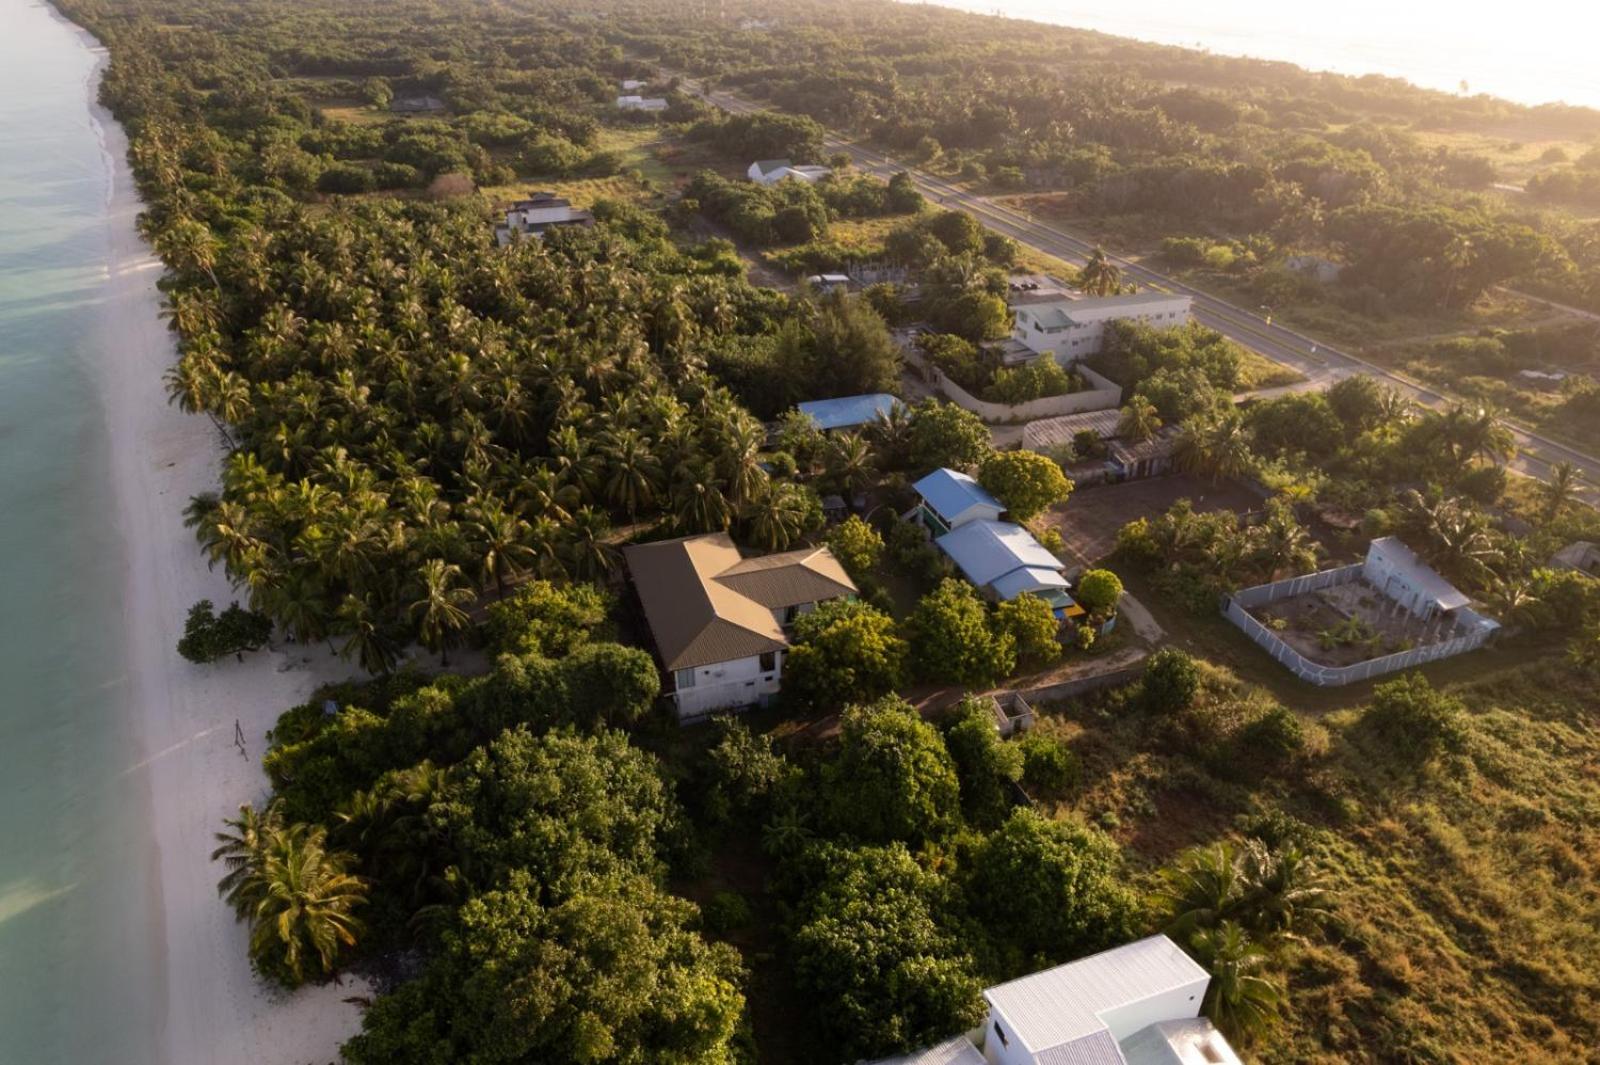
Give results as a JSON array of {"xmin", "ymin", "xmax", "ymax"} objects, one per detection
[{"xmin": 73, "ymin": 18, "xmax": 369, "ymax": 1065}]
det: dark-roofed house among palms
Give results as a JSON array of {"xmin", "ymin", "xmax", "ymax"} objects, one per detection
[{"xmin": 623, "ymin": 532, "xmax": 857, "ymax": 721}]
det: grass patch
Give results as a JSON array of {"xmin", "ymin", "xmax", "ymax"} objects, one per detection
[{"xmin": 1029, "ymin": 651, "xmax": 1599, "ymax": 1061}]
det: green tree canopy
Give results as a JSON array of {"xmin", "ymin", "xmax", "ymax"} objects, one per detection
[
  {"xmin": 821, "ymin": 697, "xmax": 962, "ymax": 845},
  {"xmin": 785, "ymin": 599, "xmax": 908, "ymax": 710},
  {"xmin": 979, "ymin": 450, "xmax": 1073, "ymax": 521},
  {"xmin": 965, "ymin": 809, "xmax": 1139, "ymax": 974},
  {"xmin": 908, "ymin": 400, "xmax": 993, "ymax": 473},
  {"xmin": 943, "ymin": 697, "xmax": 1024, "ymax": 829},
  {"xmin": 343, "ymin": 871, "xmax": 744, "ymax": 1065},
  {"xmin": 908, "ymin": 578, "xmax": 1015, "ymax": 685},
  {"xmin": 788, "ymin": 843, "xmax": 985, "ymax": 1061}
]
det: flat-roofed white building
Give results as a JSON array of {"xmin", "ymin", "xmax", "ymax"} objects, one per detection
[
  {"xmin": 1012, "ymin": 293, "xmax": 1192, "ymax": 363},
  {"xmin": 748, "ymin": 158, "xmax": 832, "ymax": 185},
  {"xmin": 874, "ymin": 936, "xmax": 1241, "ymax": 1065},
  {"xmin": 983, "ymin": 936, "xmax": 1237, "ymax": 1065},
  {"xmin": 616, "ymin": 94, "xmax": 668, "ymax": 111}
]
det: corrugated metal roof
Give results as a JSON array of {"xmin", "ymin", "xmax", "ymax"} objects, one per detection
[
  {"xmin": 936, "ymin": 520, "xmax": 1064, "ymax": 592},
  {"xmin": 991, "ymin": 566, "xmax": 1072, "ymax": 601},
  {"xmin": 913, "ymin": 468, "xmax": 1003, "ymax": 524},
  {"xmin": 1033, "ymin": 1029, "xmax": 1126, "ymax": 1065},
  {"xmin": 797, "ymin": 393, "xmax": 899, "ymax": 431},
  {"xmin": 1366, "ymin": 537, "xmax": 1470, "ymax": 611},
  {"xmin": 984, "ymin": 936, "xmax": 1209, "ymax": 1053},
  {"xmin": 1023, "ymin": 409, "xmax": 1123, "ymax": 450},
  {"xmin": 864, "ymin": 1035, "xmax": 986, "ymax": 1065},
  {"xmin": 753, "ymin": 158, "xmax": 792, "ymax": 174},
  {"xmin": 623, "ymin": 534, "xmax": 856, "ymax": 671}
]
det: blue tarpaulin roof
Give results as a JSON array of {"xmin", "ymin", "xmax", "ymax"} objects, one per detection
[
  {"xmin": 797, "ymin": 393, "xmax": 899, "ymax": 432},
  {"xmin": 912, "ymin": 468, "xmax": 1003, "ymax": 524}
]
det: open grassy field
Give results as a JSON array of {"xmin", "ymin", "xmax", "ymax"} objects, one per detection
[{"xmin": 1023, "ymin": 649, "xmax": 1600, "ymax": 1063}]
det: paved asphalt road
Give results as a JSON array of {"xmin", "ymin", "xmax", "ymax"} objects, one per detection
[{"xmin": 686, "ymin": 79, "xmax": 1600, "ymax": 499}]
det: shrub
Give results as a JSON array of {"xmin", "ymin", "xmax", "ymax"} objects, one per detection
[
  {"xmin": 1360, "ymin": 673, "xmax": 1466, "ymax": 763},
  {"xmin": 704, "ymin": 890, "xmax": 753, "ymax": 934},
  {"xmin": 944, "ymin": 698, "xmax": 1025, "ymax": 829},
  {"xmin": 1075, "ymin": 569, "xmax": 1124, "ymax": 614},
  {"xmin": 1018, "ymin": 732, "xmax": 1079, "ymax": 793},
  {"xmin": 1237, "ymin": 705, "xmax": 1305, "ymax": 771},
  {"xmin": 1142, "ymin": 648, "xmax": 1201, "ymax": 715}
]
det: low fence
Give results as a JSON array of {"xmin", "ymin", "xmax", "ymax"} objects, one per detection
[
  {"xmin": 1015, "ymin": 662, "xmax": 1145, "ymax": 705},
  {"xmin": 924, "ymin": 360, "xmax": 1123, "ymax": 424},
  {"xmin": 1221, "ymin": 567, "xmax": 1498, "ymax": 686}
]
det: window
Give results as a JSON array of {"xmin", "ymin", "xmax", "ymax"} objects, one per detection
[
  {"xmin": 759, "ymin": 651, "xmax": 776, "ymax": 673},
  {"xmin": 783, "ymin": 604, "xmax": 800, "ymax": 624},
  {"xmin": 993, "ymin": 1021, "xmax": 1008, "ymax": 1048},
  {"xmin": 675, "ymin": 668, "xmax": 696, "ymax": 690}
]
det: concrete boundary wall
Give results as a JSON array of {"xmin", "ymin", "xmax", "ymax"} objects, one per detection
[
  {"xmin": 931, "ymin": 362, "xmax": 1123, "ymax": 423},
  {"xmin": 1221, "ymin": 567, "xmax": 1497, "ymax": 686}
]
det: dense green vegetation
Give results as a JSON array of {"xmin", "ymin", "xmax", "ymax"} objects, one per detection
[{"xmin": 62, "ymin": 0, "xmax": 1600, "ymax": 1061}]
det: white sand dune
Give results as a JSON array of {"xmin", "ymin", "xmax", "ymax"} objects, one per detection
[{"xmin": 75, "ymin": 19, "xmax": 369, "ymax": 1065}]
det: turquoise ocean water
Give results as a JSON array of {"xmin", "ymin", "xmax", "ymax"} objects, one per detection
[{"xmin": 0, "ymin": 1, "xmax": 164, "ymax": 1062}]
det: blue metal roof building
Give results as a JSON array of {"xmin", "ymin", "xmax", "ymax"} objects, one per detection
[
  {"xmin": 911, "ymin": 468, "xmax": 1005, "ymax": 534},
  {"xmin": 796, "ymin": 393, "xmax": 899, "ymax": 432},
  {"xmin": 934, "ymin": 519, "xmax": 1081, "ymax": 616}
]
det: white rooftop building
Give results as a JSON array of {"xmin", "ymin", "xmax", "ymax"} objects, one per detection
[
  {"xmin": 1012, "ymin": 293, "xmax": 1192, "ymax": 363},
  {"xmin": 616, "ymin": 94, "xmax": 668, "ymax": 112},
  {"xmin": 748, "ymin": 158, "xmax": 832, "ymax": 185},
  {"xmin": 1363, "ymin": 536, "xmax": 1470, "ymax": 619},
  {"xmin": 870, "ymin": 936, "xmax": 1240, "ymax": 1065}
]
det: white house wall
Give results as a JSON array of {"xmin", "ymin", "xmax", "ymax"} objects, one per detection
[
  {"xmin": 1095, "ymin": 978, "xmax": 1209, "ymax": 1041},
  {"xmin": 673, "ymin": 653, "xmax": 782, "ymax": 722},
  {"xmin": 980, "ymin": 1007, "xmax": 1036, "ymax": 1065}
]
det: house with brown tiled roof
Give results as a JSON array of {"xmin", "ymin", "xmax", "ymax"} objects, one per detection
[{"xmin": 622, "ymin": 532, "xmax": 857, "ymax": 722}]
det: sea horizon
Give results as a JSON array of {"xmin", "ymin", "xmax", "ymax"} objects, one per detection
[{"xmin": 910, "ymin": 0, "xmax": 1600, "ymax": 113}]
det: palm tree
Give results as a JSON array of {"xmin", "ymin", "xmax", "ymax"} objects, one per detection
[
  {"xmin": 334, "ymin": 594, "xmax": 402, "ymax": 675},
  {"xmin": 1077, "ymin": 247, "xmax": 1122, "ymax": 297},
  {"xmin": 1117, "ymin": 396, "xmax": 1162, "ymax": 444},
  {"xmin": 1538, "ymin": 461, "xmax": 1582, "ymax": 523},
  {"xmin": 672, "ymin": 461, "xmax": 733, "ymax": 533},
  {"xmin": 1158, "ymin": 842, "xmax": 1244, "ymax": 938},
  {"xmin": 744, "ymin": 482, "xmax": 810, "ymax": 551},
  {"xmin": 1249, "ymin": 498, "xmax": 1318, "ymax": 581},
  {"xmin": 1235, "ymin": 839, "xmax": 1332, "ymax": 940},
  {"xmin": 408, "ymin": 559, "xmax": 474, "ymax": 665},
  {"xmin": 243, "ymin": 822, "xmax": 368, "ymax": 984},
  {"xmin": 561, "ymin": 506, "xmax": 619, "ymax": 581},
  {"xmin": 1189, "ymin": 921, "xmax": 1283, "ymax": 1046},
  {"xmin": 467, "ymin": 498, "xmax": 535, "ymax": 598},
  {"xmin": 212, "ymin": 801, "xmax": 284, "ymax": 916},
  {"xmin": 599, "ymin": 428, "xmax": 663, "ymax": 521},
  {"xmin": 821, "ymin": 431, "xmax": 875, "ymax": 498},
  {"xmin": 1172, "ymin": 413, "xmax": 1254, "ymax": 485}
]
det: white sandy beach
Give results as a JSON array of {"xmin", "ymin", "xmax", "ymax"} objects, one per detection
[{"xmin": 76, "ymin": 20, "xmax": 369, "ymax": 1065}]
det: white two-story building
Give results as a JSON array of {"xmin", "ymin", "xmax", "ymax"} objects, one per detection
[
  {"xmin": 623, "ymin": 532, "xmax": 857, "ymax": 722},
  {"xmin": 1012, "ymin": 293, "xmax": 1192, "ymax": 363}
]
